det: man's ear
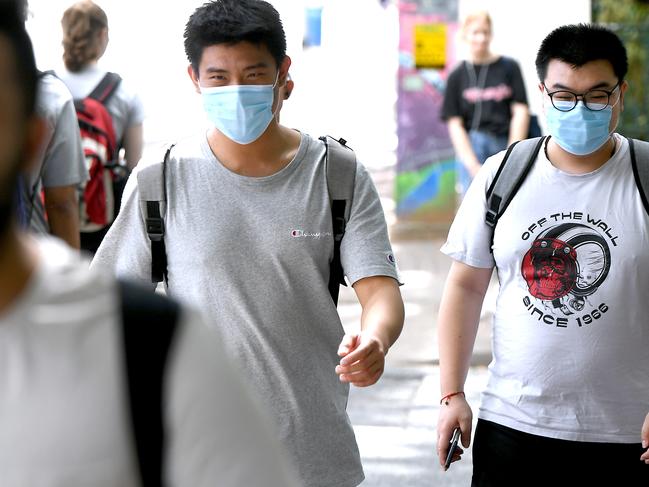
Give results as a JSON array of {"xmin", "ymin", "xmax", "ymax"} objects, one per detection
[
  {"xmin": 188, "ymin": 64, "xmax": 201, "ymax": 93},
  {"xmin": 538, "ymin": 82, "xmax": 548, "ymax": 114},
  {"xmin": 284, "ymin": 78, "xmax": 294, "ymax": 100},
  {"xmin": 278, "ymin": 55, "xmax": 291, "ymax": 87},
  {"xmin": 619, "ymin": 79, "xmax": 628, "ymax": 112}
]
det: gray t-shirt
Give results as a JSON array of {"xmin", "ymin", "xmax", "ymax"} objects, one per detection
[
  {"xmin": 92, "ymin": 132, "xmax": 400, "ymax": 487},
  {"xmin": 24, "ymin": 73, "xmax": 87, "ymax": 234}
]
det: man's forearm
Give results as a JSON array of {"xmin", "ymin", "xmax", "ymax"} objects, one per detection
[
  {"xmin": 438, "ymin": 262, "xmax": 492, "ymax": 394},
  {"xmin": 44, "ymin": 186, "xmax": 80, "ymax": 249},
  {"xmin": 356, "ymin": 277, "xmax": 404, "ymax": 352}
]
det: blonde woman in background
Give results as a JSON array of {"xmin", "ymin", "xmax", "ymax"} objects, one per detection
[
  {"xmin": 55, "ymin": 0, "xmax": 144, "ymax": 253},
  {"xmin": 441, "ymin": 10, "xmax": 530, "ymax": 196}
]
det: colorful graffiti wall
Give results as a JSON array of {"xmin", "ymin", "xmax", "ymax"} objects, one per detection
[{"xmin": 396, "ymin": 0, "xmax": 458, "ymax": 226}]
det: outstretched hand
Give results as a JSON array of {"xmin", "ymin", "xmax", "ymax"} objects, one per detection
[{"xmin": 335, "ymin": 332, "xmax": 386, "ymax": 387}]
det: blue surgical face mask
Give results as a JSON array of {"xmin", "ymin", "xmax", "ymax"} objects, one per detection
[
  {"xmin": 200, "ymin": 74, "xmax": 278, "ymax": 145},
  {"xmin": 545, "ymin": 100, "xmax": 615, "ymax": 156}
]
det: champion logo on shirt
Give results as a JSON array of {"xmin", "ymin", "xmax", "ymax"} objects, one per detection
[{"xmin": 291, "ymin": 229, "xmax": 332, "ymax": 239}]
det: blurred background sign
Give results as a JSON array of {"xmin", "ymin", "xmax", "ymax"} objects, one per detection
[{"xmin": 414, "ymin": 23, "xmax": 446, "ymax": 69}]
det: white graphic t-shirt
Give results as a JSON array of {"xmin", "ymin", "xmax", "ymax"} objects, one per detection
[{"xmin": 442, "ymin": 133, "xmax": 649, "ymax": 443}]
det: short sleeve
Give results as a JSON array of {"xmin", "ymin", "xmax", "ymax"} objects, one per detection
[
  {"xmin": 90, "ymin": 163, "xmax": 154, "ymax": 289},
  {"xmin": 40, "ymin": 86, "xmax": 87, "ymax": 188},
  {"xmin": 440, "ymin": 151, "xmax": 506, "ymax": 268},
  {"xmin": 340, "ymin": 161, "xmax": 401, "ymax": 286},
  {"xmin": 126, "ymin": 91, "xmax": 145, "ymax": 127},
  {"xmin": 508, "ymin": 59, "xmax": 528, "ymax": 106},
  {"xmin": 441, "ymin": 65, "xmax": 464, "ymax": 121}
]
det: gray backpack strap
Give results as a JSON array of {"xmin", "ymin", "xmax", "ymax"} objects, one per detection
[
  {"xmin": 137, "ymin": 144, "xmax": 175, "ymax": 283},
  {"xmin": 628, "ymin": 138, "xmax": 649, "ymax": 216},
  {"xmin": 320, "ymin": 135, "xmax": 357, "ymax": 305},
  {"xmin": 485, "ymin": 136, "xmax": 546, "ymax": 250}
]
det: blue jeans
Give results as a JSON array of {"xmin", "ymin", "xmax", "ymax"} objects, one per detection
[{"xmin": 457, "ymin": 130, "xmax": 508, "ymax": 196}]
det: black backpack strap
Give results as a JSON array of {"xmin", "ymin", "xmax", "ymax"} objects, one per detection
[
  {"xmin": 485, "ymin": 136, "xmax": 546, "ymax": 251},
  {"xmin": 320, "ymin": 135, "xmax": 357, "ymax": 306},
  {"xmin": 138, "ymin": 144, "xmax": 175, "ymax": 284},
  {"xmin": 118, "ymin": 278, "xmax": 180, "ymax": 487},
  {"xmin": 88, "ymin": 72, "xmax": 122, "ymax": 105},
  {"xmin": 628, "ymin": 138, "xmax": 649, "ymax": 216}
]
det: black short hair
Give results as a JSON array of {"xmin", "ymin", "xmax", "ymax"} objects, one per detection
[
  {"xmin": 535, "ymin": 24, "xmax": 628, "ymax": 83},
  {"xmin": 0, "ymin": 0, "xmax": 38, "ymax": 117},
  {"xmin": 184, "ymin": 0, "xmax": 287, "ymax": 75}
]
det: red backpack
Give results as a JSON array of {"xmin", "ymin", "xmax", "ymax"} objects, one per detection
[{"xmin": 75, "ymin": 72, "xmax": 127, "ymax": 231}]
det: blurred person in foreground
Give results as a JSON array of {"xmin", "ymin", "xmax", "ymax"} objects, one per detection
[
  {"xmin": 92, "ymin": 0, "xmax": 405, "ymax": 485},
  {"xmin": 441, "ymin": 10, "xmax": 530, "ymax": 196},
  {"xmin": 436, "ymin": 23, "xmax": 649, "ymax": 485},
  {"xmin": 0, "ymin": 3, "xmax": 298, "ymax": 486}
]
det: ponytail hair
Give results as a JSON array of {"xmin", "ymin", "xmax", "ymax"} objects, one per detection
[{"xmin": 61, "ymin": 1, "xmax": 108, "ymax": 72}]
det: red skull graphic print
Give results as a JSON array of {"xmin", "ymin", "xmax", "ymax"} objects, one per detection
[{"xmin": 521, "ymin": 223, "xmax": 611, "ymax": 315}]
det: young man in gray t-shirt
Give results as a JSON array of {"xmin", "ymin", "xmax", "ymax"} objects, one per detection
[{"xmin": 92, "ymin": 1, "xmax": 405, "ymax": 485}]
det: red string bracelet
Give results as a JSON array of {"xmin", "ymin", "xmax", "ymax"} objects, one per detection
[{"xmin": 440, "ymin": 391, "xmax": 465, "ymax": 405}]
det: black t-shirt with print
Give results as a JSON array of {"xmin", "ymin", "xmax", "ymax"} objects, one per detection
[{"xmin": 441, "ymin": 56, "xmax": 528, "ymax": 137}]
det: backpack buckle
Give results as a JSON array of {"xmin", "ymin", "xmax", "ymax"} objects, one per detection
[
  {"xmin": 333, "ymin": 216, "xmax": 346, "ymax": 241},
  {"xmin": 485, "ymin": 210, "xmax": 498, "ymax": 227},
  {"xmin": 146, "ymin": 217, "xmax": 165, "ymax": 241}
]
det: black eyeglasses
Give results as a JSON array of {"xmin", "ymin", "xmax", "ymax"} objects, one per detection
[{"xmin": 543, "ymin": 82, "xmax": 620, "ymax": 112}]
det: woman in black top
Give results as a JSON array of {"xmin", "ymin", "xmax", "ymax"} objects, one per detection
[{"xmin": 441, "ymin": 11, "xmax": 530, "ymax": 194}]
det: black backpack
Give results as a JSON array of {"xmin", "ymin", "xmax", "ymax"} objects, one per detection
[
  {"xmin": 484, "ymin": 136, "xmax": 649, "ymax": 249},
  {"xmin": 137, "ymin": 136, "xmax": 357, "ymax": 305}
]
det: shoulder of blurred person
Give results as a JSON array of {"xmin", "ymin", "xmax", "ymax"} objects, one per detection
[{"xmin": 0, "ymin": 235, "xmax": 298, "ymax": 486}]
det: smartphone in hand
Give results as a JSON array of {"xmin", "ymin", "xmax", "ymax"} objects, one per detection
[{"xmin": 444, "ymin": 427, "xmax": 461, "ymax": 469}]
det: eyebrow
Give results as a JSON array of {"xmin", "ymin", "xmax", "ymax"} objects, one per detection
[
  {"xmin": 204, "ymin": 62, "xmax": 270, "ymax": 74},
  {"xmin": 549, "ymin": 81, "xmax": 617, "ymax": 91},
  {"xmin": 242, "ymin": 62, "xmax": 270, "ymax": 71},
  {"xmin": 204, "ymin": 67, "xmax": 228, "ymax": 74}
]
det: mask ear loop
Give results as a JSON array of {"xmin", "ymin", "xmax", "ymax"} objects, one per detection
[
  {"xmin": 608, "ymin": 86, "xmax": 622, "ymax": 109},
  {"xmin": 272, "ymin": 70, "xmax": 281, "ymax": 89},
  {"xmin": 270, "ymin": 71, "xmax": 282, "ymax": 119},
  {"xmin": 601, "ymin": 85, "xmax": 622, "ymax": 152}
]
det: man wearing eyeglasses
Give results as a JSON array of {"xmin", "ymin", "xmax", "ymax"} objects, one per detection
[{"xmin": 436, "ymin": 23, "xmax": 649, "ymax": 484}]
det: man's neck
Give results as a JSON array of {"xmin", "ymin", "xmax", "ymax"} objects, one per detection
[
  {"xmin": 0, "ymin": 230, "xmax": 37, "ymax": 314},
  {"xmin": 470, "ymin": 51, "xmax": 497, "ymax": 65},
  {"xmin": 546, "ymin": 136, "xmax": 617, "ymax": 174},
  {"xmin": 206, "ymin": 123, "xmax": 301, "ymax": 177}
]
